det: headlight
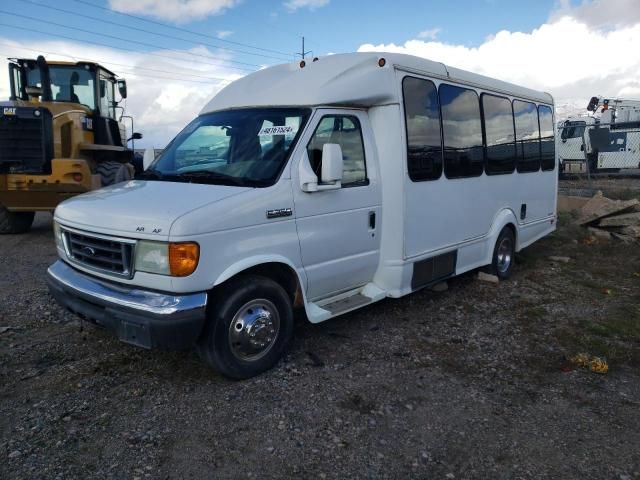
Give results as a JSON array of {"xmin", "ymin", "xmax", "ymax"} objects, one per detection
[
  {"xmin": 53, "ymin": 221, "xmax": 65, "ymax": 251},
  {"xmin": 135, "ymin": 241, "xmax": 199, "ymax": 277},
  {"xmin": 135, "ymin": 241, "xmax": 170, "ymax": 275}
]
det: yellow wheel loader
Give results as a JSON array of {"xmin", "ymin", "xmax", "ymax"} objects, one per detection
[{"xmin": 0, "ymin": 56, "xmax": 141, "ymax": 233}]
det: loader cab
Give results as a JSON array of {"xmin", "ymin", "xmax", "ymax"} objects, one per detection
[{"xmin": 8, "ymin": 57, "xmax": 128, "ymax": 146}]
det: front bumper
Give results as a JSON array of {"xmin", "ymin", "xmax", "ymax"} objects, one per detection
[{"xmin": 46, "ymin": 260, "xmax": 208, "ymax": 350}]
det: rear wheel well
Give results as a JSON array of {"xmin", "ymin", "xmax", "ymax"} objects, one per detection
[
  {"xmin": 505, "ymin": 222, "xmax": 516, "ymax": 237},
  {"xmin": 216, "ymin": 263, "xmax": 304, "ymax": 308}
]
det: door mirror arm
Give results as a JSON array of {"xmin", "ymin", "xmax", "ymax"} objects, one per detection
[{"xmin": 299, "ymin": 144, "xmax": 343, "ymax": 192}]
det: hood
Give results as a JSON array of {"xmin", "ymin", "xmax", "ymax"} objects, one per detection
[{"xmin": 55, "ymin": 180, "xmax": 250, "ymax": 239}]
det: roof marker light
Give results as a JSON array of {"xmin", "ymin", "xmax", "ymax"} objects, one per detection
[
  {"xmin": 313, "ymin": 57, "xmax": 319, "ymax": 62},
  {"xmin": 378, "ymin": 57, "xmax": 386, "ymax": 67},
  {"xmin": 299, "ymin": 60, "xmax": 306, "ymax": 68}
]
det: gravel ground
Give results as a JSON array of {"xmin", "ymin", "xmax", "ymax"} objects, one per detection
[{"xmin": 1, "ymin": 205, "xmax": 639, "ymax": 480}]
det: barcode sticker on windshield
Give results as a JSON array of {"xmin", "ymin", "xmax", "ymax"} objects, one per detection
[{"xmin": 258, "ymin": 126, "xmax": 295, "ymax": 136}]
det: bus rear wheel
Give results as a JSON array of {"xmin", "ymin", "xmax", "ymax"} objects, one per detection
[
  {"xmin": 490, "ymin": 227, "xmax": 515, "ymax": 280},
  {"xmin": 0, "ymin": 204, "xmax": 35, "ymax": 234}
]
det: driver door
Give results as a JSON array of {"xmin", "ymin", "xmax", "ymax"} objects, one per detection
[{"xmin": 292, "ymin": 109, "xmax": 382, "ymax": 301}]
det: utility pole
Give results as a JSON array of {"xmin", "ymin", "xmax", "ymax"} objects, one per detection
[{"xmin": 299, "ymin": 36, "xmax": 312, "ymax": 60}]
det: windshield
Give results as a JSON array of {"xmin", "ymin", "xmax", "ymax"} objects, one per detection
[
  {"xmin": 26, "ymin": 65, "xmax": 96, "ymax": 109},
  {"xmin": 144, "ymin": 108, "xmax": 311, "ymax": 187},
  {"xmin": 560, "ymin": 121, "xmax": 586, "ymax": 140}
]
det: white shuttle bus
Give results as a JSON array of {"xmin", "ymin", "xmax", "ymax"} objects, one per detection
[{"xmin": 47, "ymin": 53, "xmax": 557, "ymax": 378}]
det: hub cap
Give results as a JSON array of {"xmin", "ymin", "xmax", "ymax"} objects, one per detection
[
  {"xmin": 496, "ymin": 236, "xmax": 513, "ymax": 274},
  {"xmin": 228, "ymin": 299, "xmax": 280, "ymax": 361}
]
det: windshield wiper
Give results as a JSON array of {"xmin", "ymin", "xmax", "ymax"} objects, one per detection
[
  {"xmin": 137, "ymin": 169, "xmax": 264, "ymax": 187},
  {"xmin": 173, "ymin": 170, "xmax": 249, "ymax": 187},
  {"xmin": 136, "ymin": 168, "xmax": 164, "ymax": 180}
]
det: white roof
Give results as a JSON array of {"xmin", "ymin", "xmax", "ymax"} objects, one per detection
[{"xmin": 201, "ymin": 52, "xmax": 553, "ymax": 114}]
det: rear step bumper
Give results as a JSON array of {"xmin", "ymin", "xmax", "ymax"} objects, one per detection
[{"xmin": 46, "ymin": 260, "xmax": 208, "ymax": 350}]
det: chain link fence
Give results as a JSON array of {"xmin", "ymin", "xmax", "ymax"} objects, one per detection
[{"xmin": 557, "ymin": 122, "xmax": 640, "ymax": 180}]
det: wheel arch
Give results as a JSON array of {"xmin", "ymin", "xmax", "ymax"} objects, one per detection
[
  {"xmin": 487, "ymin": 208, "xmax": 519, "ymax": 260},
  {"xmin": 212, "ymin": 256, "xmax": 307, "ymax": 308}
]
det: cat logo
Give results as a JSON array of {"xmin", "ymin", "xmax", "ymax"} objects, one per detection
[{"xmin": 3, "ymin": 107, "xmax": 16, "ymax": 116}]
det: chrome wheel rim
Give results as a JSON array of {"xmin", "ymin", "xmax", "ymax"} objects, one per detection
[
  {"xmin": 228, "ymin": 299, "xmax": 280, "ymax": 361},
  {"xmin": 496, "ymin": 236, "xmax": 513, "ymax": 274}
]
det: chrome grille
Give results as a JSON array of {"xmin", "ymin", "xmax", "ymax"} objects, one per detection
[{"xmin": 62, "ymin": 228, "xmax": 134, "ymax": 278}]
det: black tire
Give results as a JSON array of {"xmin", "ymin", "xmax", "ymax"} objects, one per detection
[
  {"xmin": 96, "ymin": 161, "xmax": 133, "ymax": 186},
  {"xmin": 489, "ymin": 227, "xmax": 516, "ymax": 280},
  {"xmin": 197, "ymin": 275, "xmax": 294, "ymax": 379},
  {"xmin": 0, "ymin": 204, "xmax": 35, "ymax": 234}
]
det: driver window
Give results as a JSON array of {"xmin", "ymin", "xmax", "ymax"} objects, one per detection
[
  {"xmin": 306, "ymin": 114, "xmax": 367, "ymax": 187},
  {"xmin": 99, "ymin": 75, "xmax": 115, "ymax": 119}
]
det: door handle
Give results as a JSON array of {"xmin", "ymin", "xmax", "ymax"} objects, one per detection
[{"xmin": 369, "ymin": 211, "xmax": 376, "ymax": 229}]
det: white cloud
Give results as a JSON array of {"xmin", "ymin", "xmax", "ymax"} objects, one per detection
[
  {"xmin": 551, "ymin": 0, "xmax": 640, "ymax": 29},
  {"xmin": 217, "ymin": 30, "xmax": 233, "ymax": 39},
  {"xmin": 417, "ymin": 28, "xmax": 442, "ymax": 40},
  {"xmin": 0, "ymin": 38, "xmax": 243, "ymax": 148},
  {"xmin": 108, "ymin": 0, "xmax": 241, "ymax": 23},
  {"xmin": 284, "ymin": 0, "xmax": 330, "ymax": 12},
  {"xmin": 359, "ymin": 15, "xmax": 640, "ymax": 119}
]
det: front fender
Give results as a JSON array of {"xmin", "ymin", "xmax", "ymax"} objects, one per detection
[{"xmin": 213, "ymin": 255, "xmax": 308, "ymax": 301}]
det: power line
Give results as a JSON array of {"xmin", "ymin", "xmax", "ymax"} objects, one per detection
[
  {"xmin": 0, "ymin": 42, "xmax": 235, "ymax": 83},
  {"xmin": 0, "ymin": 50, "xmax": 221, "ymax": 84},
  {"xmin": 0, "ymin": 21, "xmax": 258, "ymax": 74},
  {"xmin": 70, "ymin": 0, "xmax": 294, "ymax": 58},
  {"xmin": 0, "ymin": 22, "xmax": 252, "ymax": 77},
  {"xmin": 16, "ymin": 0, "xmax": 291, "ymax": 62},
  {"xmin": 0, "ymin": 10, "xmax": 261, "ymax": 71}
]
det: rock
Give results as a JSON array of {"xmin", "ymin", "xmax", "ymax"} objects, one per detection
[
  {"xmin": 576, "ymin": 193, "xmax": 639, "ymax": 226},
  {"xmin": 611, "ymin": 233, "xmax": 636, "ymax": 244},
  {"xmin": 598, "ymin": 212, "xmax": 640, "ymax": 227},
  {"xmin": 548, "ymin": 256, "xmax": 571, "ymax": 263},
  {"xmin": 430, "ymin": 281, "xmax": 448, "ymax": 292},
  {"xmin": 620, "ymin": 225, "xmax": 640, "ymax": 238},
  {"xmin": 587, "ymin": 227, "xmax": 611, "ymax": 241},
  {"xmin": 477, "ymin": 272, "xmax": 499, "ymax": 283},
  {"xmin": 8, "ymin": 450, "xmax": 21, "ymax": 458},
  {"xmin": 305, "ymin": 351, "xmax": 325, "ymax": 367}
]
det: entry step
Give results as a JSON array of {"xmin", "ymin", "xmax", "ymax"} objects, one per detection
[{"xmin": 322, "ymin": 293, "xmax": 371, "ymax": 315}]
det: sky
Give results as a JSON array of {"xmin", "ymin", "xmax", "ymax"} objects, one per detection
[{"xmin": 1, "ymin": 0, "xmax": 639, "ymax": 148}]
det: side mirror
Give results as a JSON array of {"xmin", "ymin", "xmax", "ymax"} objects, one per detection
[
  {"xmin": 321, "ymin": 143, "xmax": 343, "ymax": 183},
  {"xmin": 299, "ymin": 143, "xmax": 343, "ymax": 192},
  {"xmin": 131, "ymin": 132, "xmax": 142, "ymax": 141},
  {"xmin": 117, "ymin": 79, "xmax": 127, "ymax": 99},
  {"xmin": 143, "ymin": 147, "xmax": 155, "ymax": 171}
]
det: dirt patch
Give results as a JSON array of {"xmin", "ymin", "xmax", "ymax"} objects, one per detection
[{"xmin": 1, "ymin": 212, "xmax": 640, "ymax": 479}]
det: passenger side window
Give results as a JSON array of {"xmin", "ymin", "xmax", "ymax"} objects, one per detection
[
  {"xmin": 538, "ymin": 105, "xmax": 555, "ymax": 171},
  {"xmin": 402, "ymin": 77, "xmax": 443, "ymax": 181},
  {"xmin": 306, "ymin": 115, "xmax": 367, "ymax": 186},
  {"xmin": 440, "ymin": 84, "xmax": 484, "ymax": 179},
  {"xmin": 513, "ymin": 100, "xmax": 540, "ymax": 173},
  {"xmin": 482, "ymin": 94, "xmax": 516, "ymax": 175}
]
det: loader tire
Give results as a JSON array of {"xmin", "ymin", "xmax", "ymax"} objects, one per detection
[
  {"xmin": 0, "ymin": 204, "xmax": 35, "ymax": 234},
  {"xmin": 97, "ymin": 161, "xmax": 133, "ymax": 186}
]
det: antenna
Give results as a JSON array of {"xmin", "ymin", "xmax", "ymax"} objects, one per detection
[{"xmin": 298, "ymin": 36, "xmax": 312, "ymax": 60}]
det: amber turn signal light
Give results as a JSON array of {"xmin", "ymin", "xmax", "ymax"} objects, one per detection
[{"xmin": 169, "ymin": 242, "xmax": 199, "ymax": 277}]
